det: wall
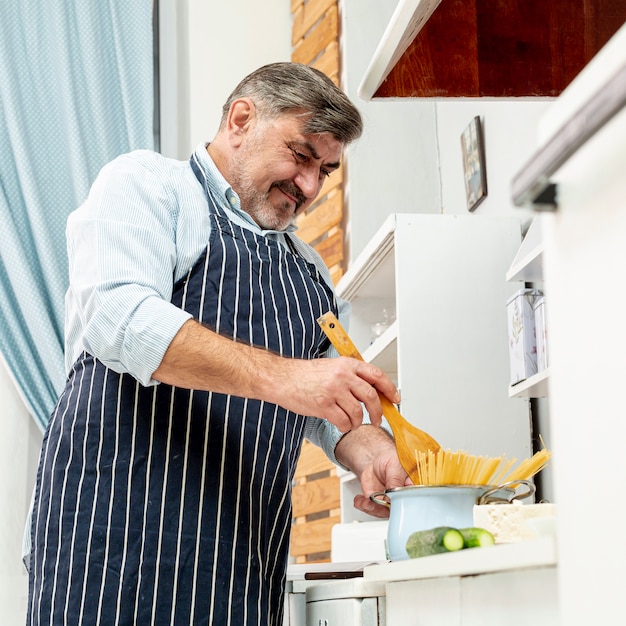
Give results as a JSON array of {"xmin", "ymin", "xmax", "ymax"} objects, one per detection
[
  {"xmin": 436, "ymin": 101, "xmax": 554, "ymax": 501},
  {"xmin": 158, "ymin": 0, "xmax": 292, "ymax": 159},
  {"xmin": 0, "ymin": 356, "xmax": 43, "ymax": 623}
]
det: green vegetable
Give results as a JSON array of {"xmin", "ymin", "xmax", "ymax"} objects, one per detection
[
  {"xmin": 405, "ymin": 526, "xmax": 496, "ymax": 558},
  {"xmin": 459, "ymin": 527, "xmax": 495, "ymax": 548},
  {"xmin": 406, "ymin": 526, "xmax": 465, "ymax": 558}
]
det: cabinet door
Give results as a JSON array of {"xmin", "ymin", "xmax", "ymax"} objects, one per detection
[
  {"xmin": 461, "ymin": 569, "xmax": 558, "ymax": 626},
  {"xmin": 386, "ymin": 577, "xmax": 461, "ymax": 626}
]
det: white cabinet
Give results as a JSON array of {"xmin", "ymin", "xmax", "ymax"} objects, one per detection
[
  {"xmin": 335, "ymin": 214, "xmax": 533, "ymax": 522},
  {"xmin": 518, "ymin": 24, "xmax": 626, "ymax": 626},
  {"xmin": 365, "ymin": 537, "xmax": 558, "ymax": 626},
  {"xmin": 384, "ymin": 567, "xmax": 558, "ymax": 626}
]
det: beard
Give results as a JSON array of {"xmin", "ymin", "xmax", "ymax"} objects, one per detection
[{"xmin": 232, "ymin": 169, "xmax": 307, "ymax": 231}]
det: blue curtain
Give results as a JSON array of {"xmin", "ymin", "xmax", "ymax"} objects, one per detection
[{"xmin": 0, "ymin": 1, "xmax": 155, "ymax": 430}]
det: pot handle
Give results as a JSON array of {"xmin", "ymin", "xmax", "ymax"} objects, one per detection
[
  {"xmin": 479, "ymin": 479, "xmax": 536, "ymax": 505},
  {"xmin": 369, "ymin": 491, "xmax": 390, "ymax": 508}
]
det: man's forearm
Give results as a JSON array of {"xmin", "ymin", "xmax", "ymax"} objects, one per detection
[
  {"xmin": 334, "ymin": 424, "xmax": 396, "ymax": 478},
  {"xmin": 152, "ymin": 318, "xmax": 282, "ymax": 398}
]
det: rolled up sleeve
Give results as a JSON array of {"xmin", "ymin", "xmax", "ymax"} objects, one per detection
[{"xmin": 65, "ymin": 153, "xmax": 193, "ymax": 385}]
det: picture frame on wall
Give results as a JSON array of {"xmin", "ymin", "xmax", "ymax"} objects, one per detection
[{"xmin": 461, "ymin": 116, "xmax": 487, "ymax": 212}]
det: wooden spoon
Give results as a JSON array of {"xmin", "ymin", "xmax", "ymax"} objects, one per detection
[{"xmin": 317, "ymin": 312, "xmax": 441, "ymax": 481}]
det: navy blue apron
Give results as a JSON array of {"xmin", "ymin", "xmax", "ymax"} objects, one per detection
[{"xmin": 28, "ymin": 152, "xmax": 337, "ymax": 626}]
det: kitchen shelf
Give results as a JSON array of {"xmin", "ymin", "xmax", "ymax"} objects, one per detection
[
  {"xmin": 363, "ymin": 536, "xmax": 556, "ymax": 582},
  {"xmin": 506, "ymin": 216, "xmax": 549, "ymax": 398},
  {"xmin": 359, "ymin": 0, "xmax": 625, "ymax": 100},
  {"xmin": 336, "ymin": 215, "xmax": 395, "ymax": 302},
  {"xmin": 358, "ymin": 0, "xmax": 441, "ymax": 100},
  {"xmin": 362, "ymin": 320, "xmax": 398, "ymax": 375},
  {"xmin": 509, "ymin": 368, "xmax": 550, "ymax": 399},
  {"xmin": 506, "ymin": 217, "xmax": 544, "ymax": 283}
]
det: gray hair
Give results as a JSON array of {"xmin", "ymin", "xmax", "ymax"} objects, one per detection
[{"xmin": 220, "ymin": 62, "xmax": 363, "ymax": 145}]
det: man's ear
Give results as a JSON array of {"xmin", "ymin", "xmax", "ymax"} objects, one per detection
[{"xmin": 226, "ymin": 98, "xmax": 256, "ymax": 146}]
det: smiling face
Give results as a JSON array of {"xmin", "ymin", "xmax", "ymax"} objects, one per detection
[{"xmin": 216, "ymin": 101, "xmax": 343, "ymax": 231}]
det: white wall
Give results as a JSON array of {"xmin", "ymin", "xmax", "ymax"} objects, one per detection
[
  {"xmin": 436, "ymin": 100, "xmax": 550, "ymax": 221},
  {"xmin": 159, "ymin": 0, "xmax": 292, "ymax": 159},
  {"xmin": 0, "ymin": 356, "xmax": 43, "ymax": 623},
  {"xmin": 435, "ymin": 101, "xmax": 554, "ymax": 501}
]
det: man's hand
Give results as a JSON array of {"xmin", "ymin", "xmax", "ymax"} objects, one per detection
[
  {"xmin": 352, "ymin": 448, "xmax": 413, "ymax": 518},
  {"xmin": 277, "ymin": 356, "xmax": 400, "ymax": 433},
  {"xmin": 334, "ymin": 425, "xmax": 412, "ymax": 519}
]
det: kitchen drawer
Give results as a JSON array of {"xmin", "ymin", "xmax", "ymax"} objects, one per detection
[
  {"xmin": 307, "ymin": 596, "xmax": 383, "ymax": 626},
  {"xmin": 306, "ymin": 579, "xmax": 386, "ymax": 626}
]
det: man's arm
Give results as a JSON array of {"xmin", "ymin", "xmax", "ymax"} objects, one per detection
[{"xmin": 152, "ymin": 318, "xmax": 400, "ymax": 434}]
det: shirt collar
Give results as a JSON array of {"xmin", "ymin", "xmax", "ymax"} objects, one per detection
[{"xmin": 193, "ymin": 143, "xmax": 297, "ymax": 235}]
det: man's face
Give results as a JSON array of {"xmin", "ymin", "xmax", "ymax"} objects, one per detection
[{"xmin": 230, "ymin": 112, "xmax": 343, "ymax": 231}]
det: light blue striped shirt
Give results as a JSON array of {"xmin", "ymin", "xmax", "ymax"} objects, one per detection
[{"xmin": 64, "ymin": 143, "xmax": 351, "ymax": 459}]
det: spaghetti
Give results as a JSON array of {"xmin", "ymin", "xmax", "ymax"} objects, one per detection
[{"xmin": 413, "ymin": 441, "xmax": 551, "ymax": 487}]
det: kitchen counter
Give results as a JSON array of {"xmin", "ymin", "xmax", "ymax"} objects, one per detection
[
  {"xmin": 364, "ymin": 537, "xmax": 558, "ymax": 625},
  {"xmin": 283, "ymin": 539, "xmax": 557, "ymax": 625},
  {"xmin": 363, "ymin": 535, "xmax": 556, "ymax": 582}
]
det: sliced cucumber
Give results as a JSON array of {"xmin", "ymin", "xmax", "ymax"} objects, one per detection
[
  {"xmin": 459, "ymin": 527, "xmax": 495, "ymax": 548},
  {"xmin": 406, "ymin": 526, "xmax": 465, "ymax": 558}
]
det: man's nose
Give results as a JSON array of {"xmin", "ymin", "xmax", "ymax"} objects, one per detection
[{"xmin": 295, "ymin": 167, "xmax": 322, "ymax": 198}]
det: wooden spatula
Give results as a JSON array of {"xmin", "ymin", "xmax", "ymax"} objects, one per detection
[{"xmin": 317, "ymin": 312, "xmax": 441, "ymax": 481}]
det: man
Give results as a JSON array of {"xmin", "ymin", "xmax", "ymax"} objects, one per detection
[{"xmin": 27, "ymin": 62, "xmax": 408, "ymax": 626}]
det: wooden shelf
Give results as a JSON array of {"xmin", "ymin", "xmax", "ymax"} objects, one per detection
[
  {"xmin": 359, "ymin": 0, "xmax": 442, "ymax": 100},
  {"xmin": 359, "ymin": 0, "xmax": 626, "ymax": 100}
]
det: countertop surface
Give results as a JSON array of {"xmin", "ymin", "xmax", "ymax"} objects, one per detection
[{"xmin": 362, "ymin": 536, "xmax": 556, "ymax": 583}]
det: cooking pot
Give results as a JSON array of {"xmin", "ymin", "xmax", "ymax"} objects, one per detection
[{"xmin": 370, "ymin": 480, "xmax": 535, "ymax": 561}]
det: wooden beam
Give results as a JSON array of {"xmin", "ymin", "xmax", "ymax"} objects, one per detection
[
  {"xmin": 294, "ymin": 440, "xmax": 335, "ymax": 479},
  {"xmin": 292, "ymin": 4, "xmax": 338, "ymax": 66},
  {"xmin": 292, "ymin": 0, "xmax": 337, "ymax": 45},
  {"xmin": 289, "ymin": 514, "xmax": 341, "ymax": 557},
  {"xmin": 292, "ymin": 475, "xmax": 340, "ymax": 518},
  {"xmin": 296, "ymin": 190, "xmax": 342, "ymax": 245}
]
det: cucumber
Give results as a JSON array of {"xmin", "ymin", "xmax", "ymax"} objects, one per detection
[
  {"xmin": 459, "ymin": 527, "xmax": 495, "ymax": 548},
  {"xmin": 406, "ymin": 526, "xmax": 465, "ymax": 558}
]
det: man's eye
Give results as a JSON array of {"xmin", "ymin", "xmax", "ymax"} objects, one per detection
[
  {"xmin": 320, "ymin": 169, "xmax": 331, "ymax": 179},
  {"xmin": 292, "ymin": 149, "xmax": 307, "ymax": 162}
]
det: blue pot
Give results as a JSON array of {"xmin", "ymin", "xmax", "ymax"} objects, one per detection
[{"xmin": 370, "ymin": 482, "xmax": 533, "ymax": 561}]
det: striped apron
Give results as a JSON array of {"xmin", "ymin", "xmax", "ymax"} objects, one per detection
[{"xmin": 28, "ymin": 154, "xmax": 337, "ymax": 626}]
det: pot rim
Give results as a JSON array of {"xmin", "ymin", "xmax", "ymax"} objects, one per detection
[
  {"xmin": 370, "ymin": 479, "xmax": 535, "ymax": 508},
  {"xmin": 383, "ymin": 483, "xmax": 512, "ymax": 495}
]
